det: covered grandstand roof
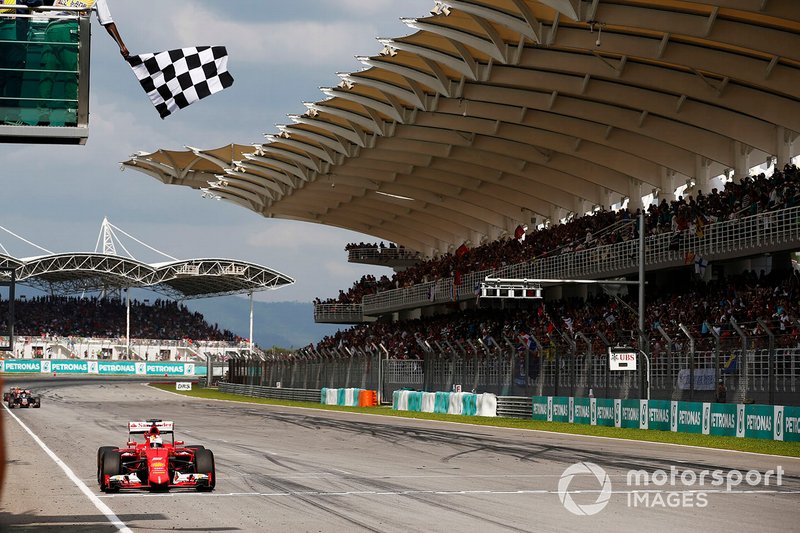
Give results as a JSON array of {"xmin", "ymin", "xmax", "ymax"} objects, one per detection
[
  {"xmin": 0, "ymin": 221, "xmax": 294, "ymax": 299},
  {"xmin": 0, "ymin": 253, "xmax": 294, "ymax": 299},
  {"xmin": 123, "ymin": 0, "xmax": 800, "ymax": 256}
]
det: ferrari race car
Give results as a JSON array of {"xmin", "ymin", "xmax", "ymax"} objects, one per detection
[
  {"xmin": 4, "ymin": 387, "xmax": 41, "ymax": 408},
  {"xmin": 97, "ymin": 420, "xmax": 215, "ymax": 492}
]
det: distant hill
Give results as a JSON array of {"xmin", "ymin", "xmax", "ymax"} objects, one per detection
[{"xmin": 185, "ymin": 297, "xmax": 342, "ymax": 349}]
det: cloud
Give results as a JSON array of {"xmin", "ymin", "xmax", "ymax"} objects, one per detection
[{"xmin": 161, "ymin": 5, "xmax": 385, "ymax": 67}]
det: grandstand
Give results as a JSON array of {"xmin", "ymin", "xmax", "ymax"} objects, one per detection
[
  {"xmin": 0, "ymin": 219, "xmax": 294, "ymax": 365},
  {"xmin": 123, "ymin": 1, "xmax": 800, "ymax": 405}
]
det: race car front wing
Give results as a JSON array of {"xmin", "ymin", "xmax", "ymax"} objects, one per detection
[{"xmin": 106, "ymin": 472, "xmax": 211, "ymax": 490}]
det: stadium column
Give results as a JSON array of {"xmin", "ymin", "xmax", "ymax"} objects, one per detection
[
  {"xmin": 627, "ymin": 178, "xmax": 643, "ymax": 211},
  {"xmin": 693, "ymin": 155, "xmax": 712, "ymax": 195},
  {"xmin": 732, "ymin": 141, "xmax": 752, "ymax": 183},
  {"xmin": 659, "ymin": 168, "xmax": 678, "ymax": 200},
  {"xmin": 776, "ymin": 125, "xmax": 794, "ymax": 169}
]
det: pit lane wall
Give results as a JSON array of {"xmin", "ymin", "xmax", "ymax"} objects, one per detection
[
  {"xmin": 393, "ymin": 390, "xmax": 498, "ymax": 417},
  {"xmin": 531, "ymin": 396, "xmax": 800, "ymax": 442},
  {"xmin": 0, "ymin": 359, "xmax": 205, "ymax": 376}
]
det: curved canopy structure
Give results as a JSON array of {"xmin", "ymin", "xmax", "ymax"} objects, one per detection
[
  {"xmin": 124, "ymin": 0, "xmax": 800, "ymax": 256},
  {"xmin": 5, "ymin": 253, "xmax": 293, "ymax": 299}
]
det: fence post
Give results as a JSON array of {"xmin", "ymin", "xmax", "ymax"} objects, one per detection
[
  {"xmin": 656, "ymin": 325, "xmax": 673, "ymax": 399},
  {"xmin": 502, "ymin": 336, "xmax": 515, "ymax": 396},
  {"xmin": 547, "ymin": 334, "xmax": 560, "ymax": 397},
  {"xmin": 730, "ymin": 317, "xmax": 749, "ymax": 403},
  {"xmin": 379, "ymin": 343, "xmax": 389, "ymax": 403},
  {"xmin": 705, "ymin": 322, "xmax": 721, "ymax": 394},
  {"xmin": 678, "ymin": 324, "xmax": 695, "ymax": 400},
  {"xmin": 467, "ymin": 340, "xmax": 480, "ymax": 393},
  {"xmin": 576, "ymin": 331, "xmax": 592, "ymax": 397},
  {"xmin": 756, "ymin": 318, "xmax": 775, "ymax": 405},
  {"xmin": 597, "ymin": 331, "xmax": 610, "ymax": 398}
]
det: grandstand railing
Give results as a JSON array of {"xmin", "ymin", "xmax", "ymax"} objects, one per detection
[
  {"xmin": 4, "ymin": 336, "xmax": 250, "ymax": 362},
  {"xmin": 350, "ymin": 205, "xmax": 800, "ymax": 316},
  {"xmin": 313, "ymin": 303, "xmax": 368, "ymax": 324},
  {"xmin": 347, "ymin": 247, "xmax": 423, "ymax": 264}
]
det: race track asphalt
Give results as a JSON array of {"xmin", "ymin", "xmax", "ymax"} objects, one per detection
[{"xmin": 1, "ymin": 377, "xmax": 798, "ymax": 532}]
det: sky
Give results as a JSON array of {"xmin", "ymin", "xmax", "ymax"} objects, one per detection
[{"xmin": 0, "ymin": 0, "xmax": 433, "ymax": 304}]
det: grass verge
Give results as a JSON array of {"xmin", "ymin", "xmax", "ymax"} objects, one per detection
[{"xmin": 151, "ymin": 384, "xmax": 800, "ymax": 458}]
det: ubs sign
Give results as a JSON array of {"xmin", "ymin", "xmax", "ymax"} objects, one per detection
[{"xmin": 609, "ymin": 347, "xmax": 638, "ymax": 371}]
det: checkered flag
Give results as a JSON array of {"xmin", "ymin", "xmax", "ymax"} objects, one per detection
[{"xmin": 129, "ymin": 46, "xmax": 234, "ymax": 119}]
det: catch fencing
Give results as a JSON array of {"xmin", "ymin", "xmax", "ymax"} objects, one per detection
[{"xmin": 229, "ymin": 329, "xmax": 800, "ymax": 406}]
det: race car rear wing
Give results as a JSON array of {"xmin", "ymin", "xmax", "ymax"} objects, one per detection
[{"xmin": 128, "ymin": 421, "xmax": 174, "ymax": 434}]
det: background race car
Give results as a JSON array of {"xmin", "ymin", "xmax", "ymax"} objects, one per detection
[
  {"xmin": 98, "ymin": 420, "xmax": 215, "ymax": 492},
  {"xmin": 5, "ymin": 388, "xmax": 41, "ymax": 409}
]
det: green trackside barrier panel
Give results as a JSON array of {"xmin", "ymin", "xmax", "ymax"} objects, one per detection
[
  {"xmin": 573, "ymin": 397, "xmax": 591, "ymax": 425},
  {"xmin": 434, "ymin": 392, "xmax": 450, "ymax": 414},
  {"xmin": 780, "ymin": 406, "xmax": 800, "ymax": 442},
  {"xmin": 532, "ymin": 396, "xmax": 548, "ymax": 421},
  {"xmin": 551, "ymin": 396, "xmax": 570, "ymax": 423},
  {"xmin": 320, "ymin": 388, "xmax": 327, "ymax": 404},
  {"xmin": 96, "ymin": 361, "xmax": 135, "ymax": 375},
  {"xmin": 408, "ymin": 391, "xmax": 423, "ymax": 412},
  {"xmin": 594, "ymin": 398, "xmax": 615, "ymax": 427},
  {"xmin": 744, "ymin": 404, "xmax": 776, "ymax": 440},
  {"xmin": 462, "ymin": 393, "xmax": 477, "ymax": 416},
  {"xmin": 672, "ymin": 401, "xmax": 706, "ymax": 434},
  {"xmin": 49, "ymin": 360, "xmax": 88, "ymax": 374},
  {"xmin": 0, "ymin": 359, "xmax": 41, "ymax": 373},
  {"xmin": 647, "ymin": 400, "xmax": 671, "ymax": 432},
  {"xmin": 619, "ymin": 399, "xmax": 642, "ymax": 429},
  {"xmin": 145, "ymin": 363, "xmax": 195, "ymax": 376},
  {"xmin": 337, "ymin": 388, "xmax": 346, "ymax": 406},
  {"xmin": 710, "ymin": 403, "xmax": 738, "ymax": 437}
]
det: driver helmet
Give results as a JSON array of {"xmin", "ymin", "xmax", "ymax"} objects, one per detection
[{"xmin": 149, "ymin": 434, "xmax": 163, "ymax": 448}]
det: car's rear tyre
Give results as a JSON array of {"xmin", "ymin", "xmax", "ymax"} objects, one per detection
[
  {"xmin": 101, "ymin": 450, "xmax": 121, "ymax": 492},
  {"xmin": 97, "ymin": 447, "xmax": 116, "ymax": 484},
  {"xmin": 194, "ymin": 449, "xmax": 215, "ymax": 491}
]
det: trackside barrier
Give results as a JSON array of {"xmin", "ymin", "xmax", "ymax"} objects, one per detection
[
  {"xmin": 529, "ymin": 396, "xmax": 800, "ymax": 441},
  {"xmin": 218, "ymin": 383, "xmax": 320, "ymax": 402},
  {"xmin": 0, "ymin": 359, "xmax": 205, "ymax": 376},
  {"xmin": 320, "ymin": 387, "xmax": 372, "ymax": 407},
  {"xmin": 393, "ymin": 390, "xmax": 497, "ymax": 417}
]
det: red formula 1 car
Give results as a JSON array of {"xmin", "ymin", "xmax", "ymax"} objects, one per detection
[
  {"xmin": 97, "ymin": 420, "xmax": 215, "ymax": 492},
  {"xmin": 4, "ymin": 387, "xmax": 41, "ymax": 408}
]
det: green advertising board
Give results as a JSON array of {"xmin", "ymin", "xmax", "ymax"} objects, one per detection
[
  {"xmin": 145, "ymin": 363, "xmax": 193, "ymax": 376},
  {"xmin": 595, "ymin": 398, "xmax": 615, "ymax": 427},
  {"xmin": 50, "ymin": 360, "xmax": 89, "ymax": 374},
  {"xmin": 574, "ymin": 397, "xmax": 591, "ymax": 425},
  {"xmin": 674, "ymin": 401, "xmax": 705, "ymax": 434},
  {"xmin": 646, "ymin": 400, "xmax": 671, "ymax": 431},
  {"xmin": 620, "ymin": 399, "xmax": 641, "ymax": 429},
  {"xmin": 780, "ymin": 406, "xmax": 800, "ymax": 442},
  {"xmin": 0, "ymin": 359, "xmax": 41, "ymax": 373},
  {"xmin": 532, "ymin": 396, "xmax": 549, "ymax": 421},
  {"xmin": 744, "ymin": 404, "xmax": 775, "ymax": 440},
  {"xmin": 97, "ymin": 361, "xmax": 137, "ymax": 375},
  {"xmin": 709, "ymin": 403, "xmax": 738, "ymax": 437},
  {"xmin": 552, "ymin": 396, "xmax": 571, "ymax": 423}
]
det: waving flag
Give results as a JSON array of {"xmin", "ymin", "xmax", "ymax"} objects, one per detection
[{"xmin": 129, "ymin": 46, "xmax": 234, "ymax": 119}]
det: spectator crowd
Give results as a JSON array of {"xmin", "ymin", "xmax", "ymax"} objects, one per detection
[
  {"xmin": 2, "ymin": 296, "xmax": 238, "ymax": 342},
  {"xmin": 310, "ymin": 269, "xmax": 800, "ymax": 360},
  {"xmin": 322, "ymin": 166, "xmax": 800, "ymax": 305}
]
